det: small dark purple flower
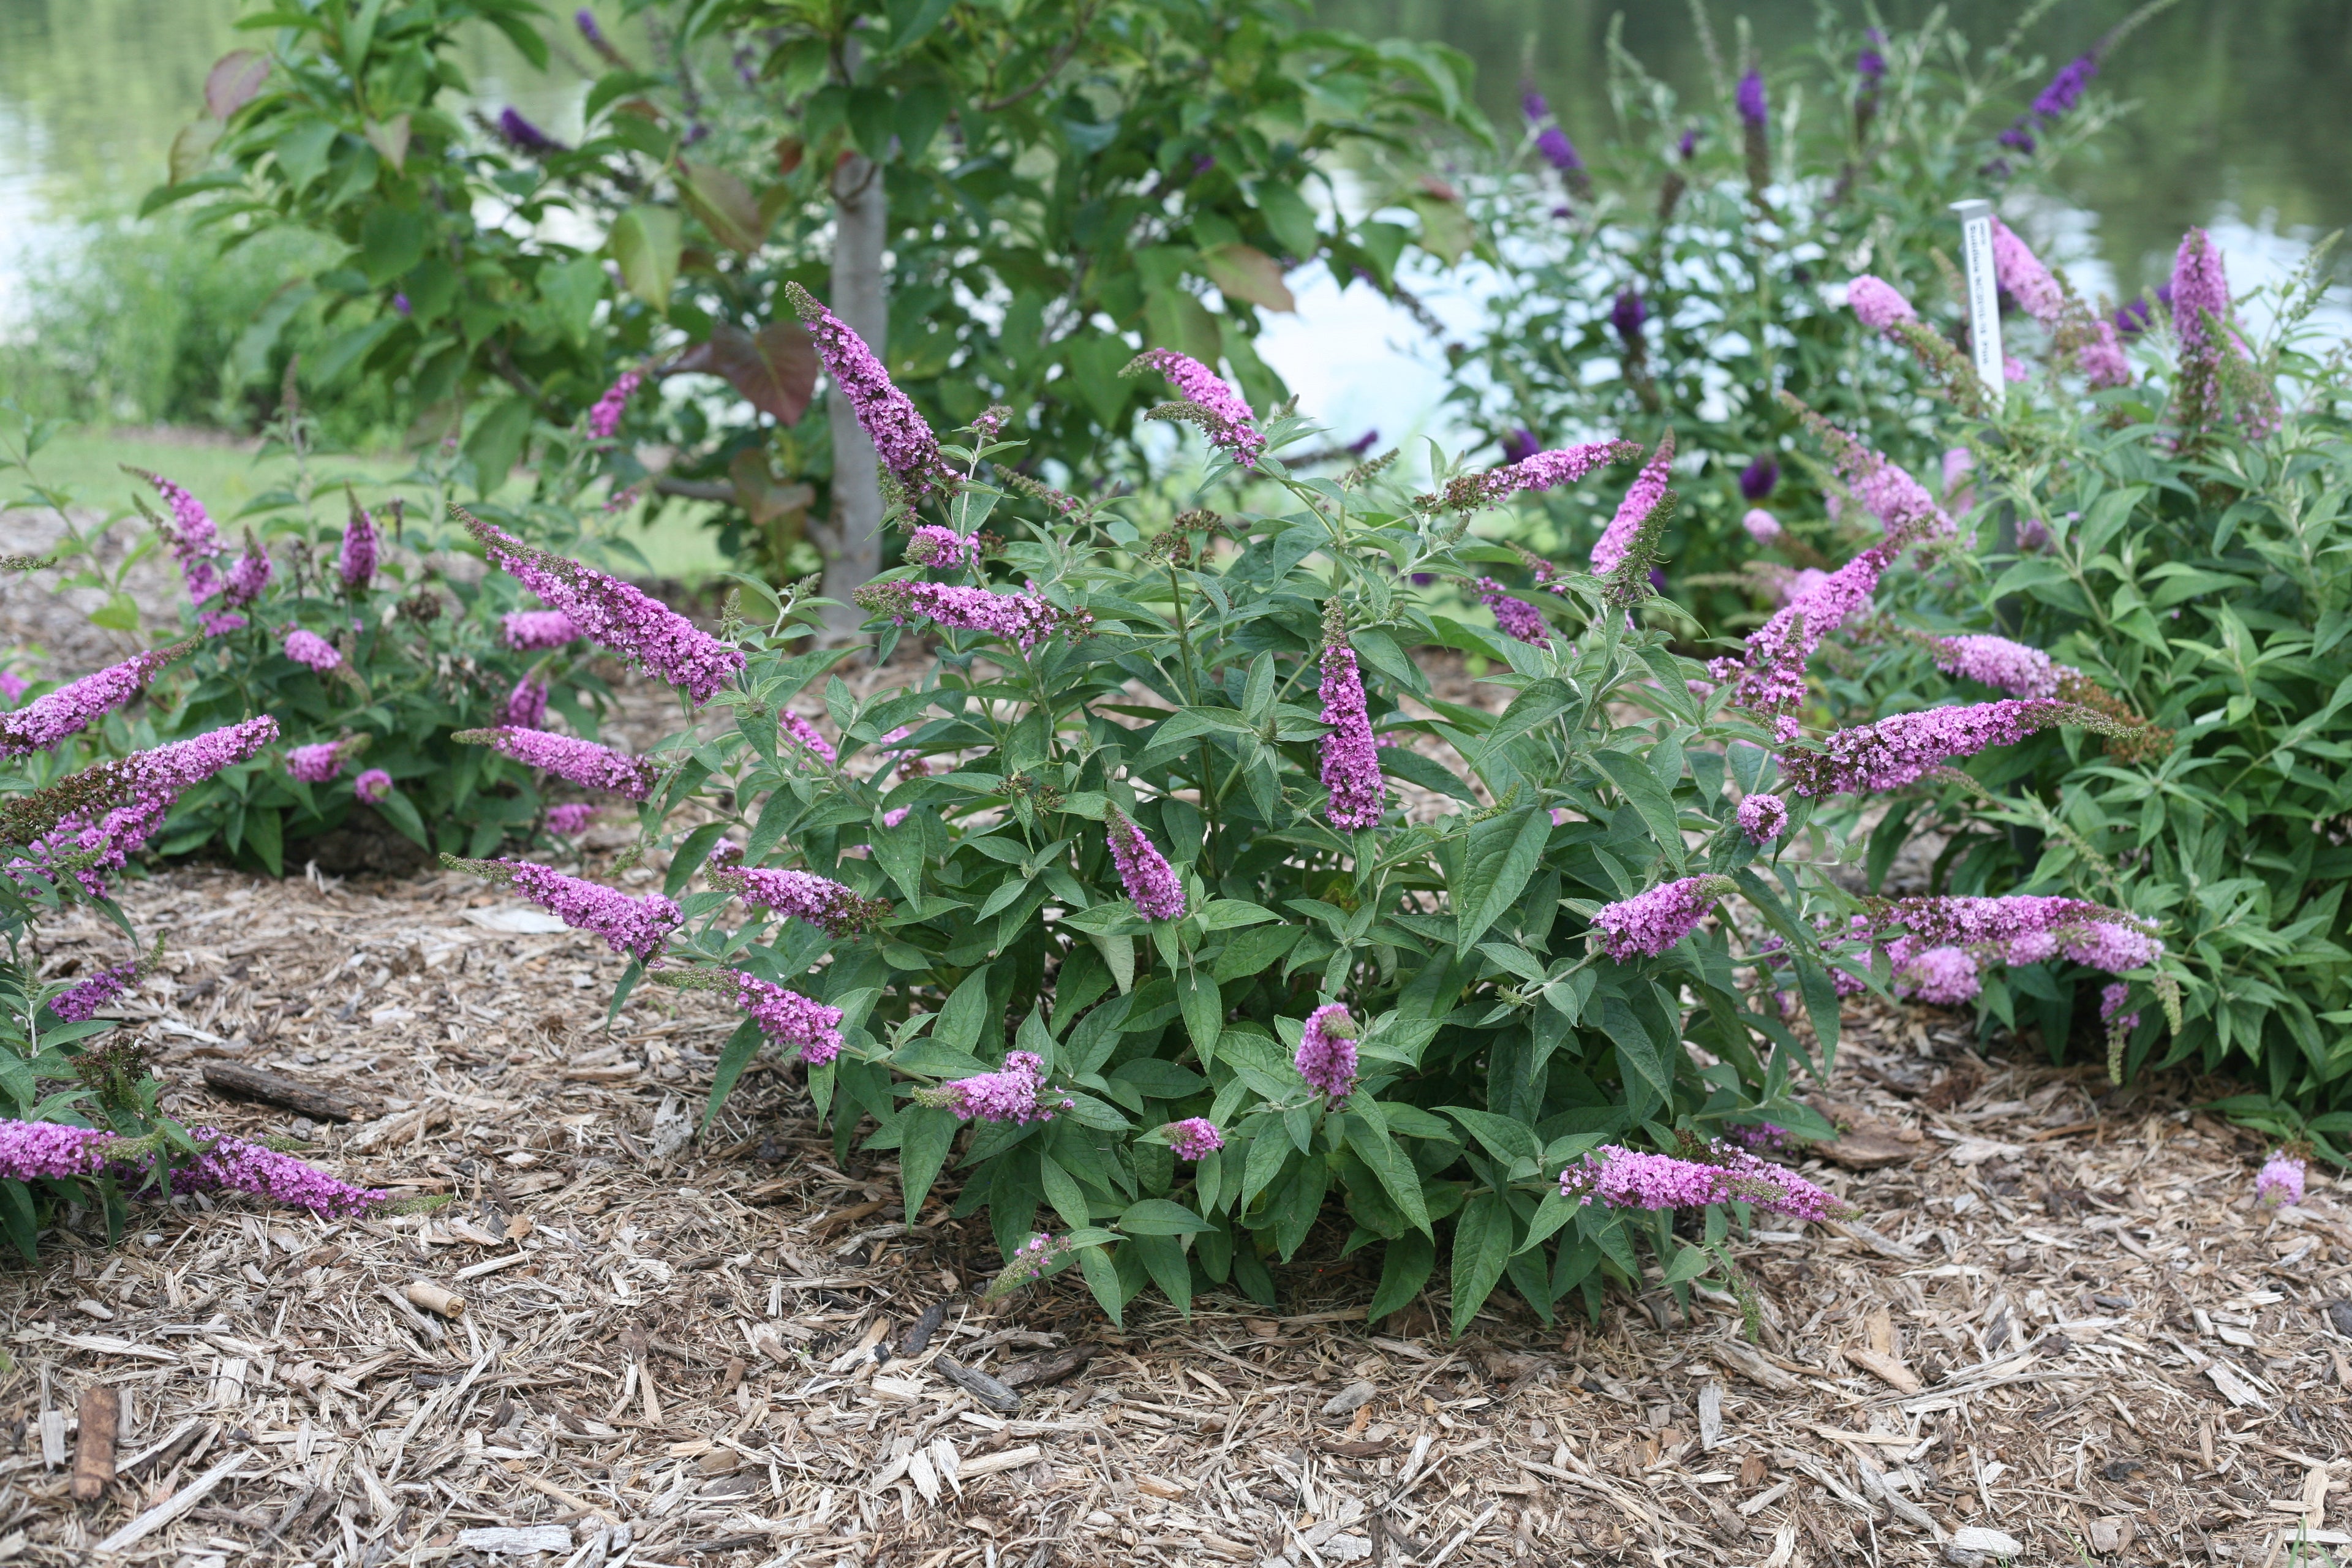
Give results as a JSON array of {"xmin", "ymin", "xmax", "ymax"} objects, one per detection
[
  {"xmin": 1346, "ymin": 428, "xmax": 1379, "ymax": 455},
  {"xmin": 1999, "ymin": 121, "xmax": 2037, "ymax": 154},
  {"xmin": 1521, "ymin": 88, "xmax": 1551, "ymax": 124},
  {"xmin": 575, "ymin": 7, "xmax": 605, "ymax": 44},
  {"xmin": 1409, "ymin": 572, "xmax": 1436, "ymax": 587},
  {"xmin": 1610, "ymin": 290, "xmax": 1647, "ymax": 349},
  {"xmin": 392, "ymin": 292, "xmax": 412, "ymax": 317},
  {"xmin": 684, "ymin": 121, "xmax": 710, "ymax": 146},
  {"xmin": 1649, "ymin": 567, "xmax": 1670, "ymax": 594},
  {"xmin": 2032, "ymin": 53, "xmax": 2098, "ymax": 119},
  {"xmin": 1191, "ymin": 153, "xmax": 1216, "ymax": 176},
  {"xmin": 1500, "ymin": 428, "xmax": 1539, "ymax": 465},
  {"xmin": 496, "ymin": 108, "xmax": 564, "ymax": 156},
  {"xmin": 1676, "ymin": 128, "xmax": 1698, "ymax": 160},
  {"xmin": 1536, "ymin": 126, "xmax": 1583, "ymax": 173},
  {"xmin": 1738, "ymin": 456, "xmax": 1779, "ymax": 501},
  {"xmin": 1858, "ymin": 28, "xmax": 1888, "ymax": 86},
  {"xmin": 2114, "ymin": 282, "xmax": 2173, "ymax": 337},
  {"xmin": 1736, "ymin": 70, "xmax": 1767, "ymax": 127}
]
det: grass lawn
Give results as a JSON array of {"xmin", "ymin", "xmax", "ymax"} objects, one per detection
[{"xmin": 9, "ymin": 426, "xmax": 734, "ymax": 581}]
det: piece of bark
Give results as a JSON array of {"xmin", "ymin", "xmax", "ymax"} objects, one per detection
[
  {"xmin": 70, "ymin": 1386, "xmax": 118, "ymax": 1501},
  {"xmin": 200, "ymin": 1061, "xmax": 365, "ymax": 1122},
  {"xmin": 404, "ymin": 1280, "xmax": 466, "ymax": 1318},
  {"xmin": 897, "ymin": 1302, "xmax": 948, "ymax": 1359},
  {"xmin": 998, "ymin": 1344, "xmax": 1094, "ymax": 1390},
  {"xmin": 1846, "ymin": 1346, "xmax": 1923, "ymax": 1394},
  {"xmin": 1317, "ymin": 1438, "xmax": 1398, "ymax": 1458},
  {"xmin": 933, "ymin": 1354, "xmax": 1020, "ymax": 1412}
]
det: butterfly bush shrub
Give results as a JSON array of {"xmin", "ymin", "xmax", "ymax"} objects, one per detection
[
  {"xmin": 445, "ymin": 305, "xmax": 1888, "ymax": 1332},
  {"xmin": 0, "ymin": 451, "xmax": 401, "ymax": 1250},
  {"xmin": 1454, "ymin": 7, "xmax": 2168, "ymax": 631},
  {"xmin": 1735, "ymin": 211, "xmax": 2352, "ymax": 1145},
  {"xmin": 0, "ymin": 407, "xmax": 624, "ymax": 870}
]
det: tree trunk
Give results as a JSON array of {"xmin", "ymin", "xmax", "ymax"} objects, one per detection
[{"xmin": 818, "ymin": 151, "xmax": 888, "ymax": 643}]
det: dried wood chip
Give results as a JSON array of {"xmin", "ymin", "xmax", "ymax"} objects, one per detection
[
  {"xmin": 934, "ymin": 1354, "xmax": 1020, "ymax": 1412},
  {"xmin": 69, "ymin": 1385, "xmax": 117, "ymax": 1501},
  {"xmin": 200, "ymin": 1059, "xmax": 367, "ymax": 1121}
]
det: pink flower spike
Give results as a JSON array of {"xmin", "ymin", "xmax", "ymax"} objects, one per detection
[
  {"xmin": 1166, "ymin": 1118, "xmax": 1224, "ymax": 1161},
  {"xmin": 284, "ymin": 628, "xmax": 341, "ymax": 673},
  {"xmin": 1127, "ymin": 348, "xmax": 1266, "ymax": 468},
  {"xmin": 1434, "ymin": 440, "xmax": 1642, "ymax": 511},
  {"xmin": 1590, "ymin": 432, "xmax": 1675, "ymax": 576},
  {"xmin": 905, "ymin": 525, "xmax": 978, "ymax": 570},
  {"xmin": 712, "ymin": 865, "xmax": 891, "ymax": 937},
  {"xmin": 1931, "ymin": 634, "xmax": 2071, "ymax": 699},
  {"xmin": 353, "ymin": 768, "xmax": 393, "ymax": 804},
  {"xmin": 504, "ymin": 609, "xmax": 580, "ymax": 650},
  {"xmin": 1590, "ymin": 875, "xmax": 1735, "ymax": 962},
  {"xmin": 467, "ymin": 858, "xmax": 682, "ymax": 962},
  {"xmin": 456, "ymin": 726, "xmax": 658, "ymax": 800},
  {"xmin": 1988, "ymin": 220, "xmax": 2065, "ymax": 326},
  {"xmin": 1847, "ymin": 274, "xmax": 1918, "ymax": 331},
  {"xmin": 286, "ymin": 743, "xmax": 344, "ymax": 784},
  {"xmin": 1317, "ymin": 628, "xmax": 1385, "ymax": 833},
  {"xmin": 1107, "ymin": 810, "xmax": 1186, "ymax": 922},
  {"xmin": 1295, "ymin": 1005, "xmax": 1359, "ymax": 1100},
  {"xmin": 339, "ymin": 503, "xmax": 378, "ymax": 592},
  {"xmin": 0, "ymin": 643, "xmax": 187, "ymax": 757},
  {"xmin": 545, "ymin": 802, "xmax": 597, "ymax": 835},
  {"xmin": 851, "ymin": 579, "xmax": 1087, "ymax": 653},
  {"xmin": 138, "ymin": 471, "xmax": 224, "ymax": 606},
  {"xmin": 502, "ymin": 677, "xmax": 548, "ymax": 729},
  {"xmin": 588, "ymin": 368, "xmax": 644, "ymax": 440},
  {"xmin": 783, "ymin": 283, "xmax": 957, "ymax": 499},
  {"xmin": 782, "ymin": 709, "xmax": 837, "ymax": 766},
  {"xmin": 733, "ymin": 973, "xmax": 845, "ymax": 1065},
  {"xmin": 2256, "ymin": 1151, "xmax": 2304, "ymax": 1208},
  {"xmin": 1894, "ymin": 945, "xmax": 1981, "ymax": 1004},
  {"xmin": 1561, "ymin": 1142, "xmax": 1850, "ymax": 1221},
  {"xmin": 1737, "ymin": 792, "xmax": 1787, "ymax": 843},
  {"xmin": 922, "ymin": 1050, "xmax": 1065, "ymax": 1124},
  {"xmin": 14, "ymin": 716, "xmax": 279, "ymax": 895},
  {"xmin": 1781, "ymin": 699, "xmax": 2087, "ymax": 796},
  {"xmin": 1742, "ymin": 509, "xmax": 1782, "ymax": 543}
]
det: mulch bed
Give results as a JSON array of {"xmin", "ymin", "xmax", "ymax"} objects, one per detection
[{"xmin": 1, "ymin": 865, "xmax": 2346, "ymax": 1568}]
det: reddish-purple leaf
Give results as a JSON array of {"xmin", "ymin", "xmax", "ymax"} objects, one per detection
[
  {"xmin": 671, "ymin": 322, "xmax": 818, "ymax": 425},
  {"xmin": 206, "ymin": 50, "xmax": 271, "ymax": 121}
]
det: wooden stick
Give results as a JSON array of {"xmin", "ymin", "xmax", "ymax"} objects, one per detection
[
  {"xmin": 70, "ymin": 1385, "xmax": 118, "ymax": 1501},
  {"xmin": 200, "ymin": 1061, "xmax": 365, "ymax": 1122},
  {"xmin": 404, "ymin": 1280, "xmax": 466, "ymax": 1318}
]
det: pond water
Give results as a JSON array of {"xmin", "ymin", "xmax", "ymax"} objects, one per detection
[{"xmin": 2, "ymin": 0, "xmax": 2344, "ymax": 453}]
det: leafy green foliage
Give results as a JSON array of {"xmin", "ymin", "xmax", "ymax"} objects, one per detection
[
  {"xmin": 1445, "ymin": 12, "xmax": 2140, "ymax": 625},
  {"xmin": 1819, "ymin": 231, "xmax": 2352, "ymax": 1142},
  {"xmin": 631, "ymin": 409, "xmax": 1842, "ymax": 1328},
  {"xmin": 163, "ymin": 0, "xmax": 1488, "ymax": 571}
]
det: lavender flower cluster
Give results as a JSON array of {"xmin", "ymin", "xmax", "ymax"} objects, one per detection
[
  {"xmin": 1561, "ymin": 1142, "xmax": 1848, "ymax": 1222},
  {"xmin": 1295, "ymin": 1004, "xmax": 1359, "ymax": 1100},
  {"xmin": 589, "ymin": 369, "xmax": 643, "ymax": 440},
  {"xmin": 283, "ymin": 629, "xmax": 341, "ymax": 673},
  {"xmin": 1106, "ymin": 810, "xmax": 1186, "ymax": 922},
  {"xmin": 1708, "ymin": 543, "xmax": 1898, "ymax": 739},
  {"xmin": 733, "ymin": 973, "xmax": 844, "ymax": 1065},
  {"xmin": 1474, "ymin": 579, "xmax": 1551, "ymax": 646},
  {"xmin": 1737, "ymin": 792, "xmax": 1788, "ymax": 843},
  {"xmin": 1930, "ymin": 634, "xmax": 2071, "ymax": 699},
  {"xmin": 1589, "ymin": 876, "xmax": 1735, "ymax": 962},
  {"xmin": 1588, "ymin": 434, "xmax": 1674, "ymax": 576},
  {"xmin": 503, "ymin": 609, "xmax": 581, "ymax": 650},
  {"xmin": 851, "ymin": 579, "xmax": 1086, "ymax": 654},
  {"xmin": 924, "ymin": 1050, "xmax": 1069, "ymax": 1124},
  {"xmin": 503, "ymin": 677, "xmax": 548, "ymax": 730},
  {"xmin": 339, "ymin": 502, "xmax": 378, "ymax": 592},
  {"xmin": 0, "ymin": 643, "xmax": 187, "ymax": 757},
  {"xmin": 455, "ymin": 726, "xmax": 658, "ymax": 800},
  {"xmin": 1779, "ymin": 699, "xmax": 2087, "ymax": 797},
  {"xmin": 52, "ymin": 960, "xmax": 141, "ymax": 1021},
  {"xmin": 22, "ymin": 716, "xmax": 279, "ymax": 895},
  {"xmin": 459, "ymin": 858, "xmax": 684, "ymax": 962},
  {"xmin": 1432, "ymin": 439, "xmax": 1640, "ymax": 513},
  {"xmin": 1127, "ymin": 349, "xmax": 1267, "ymax": 468},
  {"xmin": 0, "ymin": 1120, "xmax": 388, "ymax": 1216},
  {"xmin": 904, "ymin": 526, "xmax": 979, "ymax": 570},
  {"xmin": 785, "ymin": 282, "xmax": 959, "ymax": 499},
  {"xmin": 1164, "ymin": 1118, "xmax": 1224, "ymax": 1161},
  {"xmin": 1989, "ymin": 221, "xmax": 2130, "ymax": 387},
  {"xmin": 712, "ymin": 865, "xmax": 891, "ymax": 937},
  {"xmin": 1317, "ymin": 632, "xmax": 1385, "ymax": 832},
  {"xmin": 466, "ymin": 513, "xmax": 742, "ymax": 706}
]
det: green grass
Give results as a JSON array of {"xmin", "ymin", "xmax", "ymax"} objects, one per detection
[{"xmin": 13, "ymin": 428, "xmax": 733, "ymax": 582}]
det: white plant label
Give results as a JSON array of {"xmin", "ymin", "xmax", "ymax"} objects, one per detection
[{"xmin": 1951, "ymin": 198, "xmax": 2003, "ymax": 399}]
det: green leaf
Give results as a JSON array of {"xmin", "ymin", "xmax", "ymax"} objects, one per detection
[
  {"xmin": 1039, "ymin": 1152, "xmax": 1092, "ymax": 1232},
  {"xmin": 1194, "ymin": 899, "xmax": 1278, "ymax": 930},
  {"xmin": 1119, "ymin": 1198, "xmax": 1212, "ymax": 1235},
  {"xmin": 1449, "ymin": 1191, "xmax": 1514, "ymax": 1336},
  {"xmin": 1661, "ymin": 1244, "xmax": 1713, "ymax": 1286},
  {"xmin": 934, "ymin": 966, "xmax": 996, "ymax": 1056},
  {"xmin": 1454, "ymin": 806, "xmax": 1550, "ymax": 951},
  {"xmin": 1368, "ymin": 1231, "xmax": 1434, "ymax": 1321},
  {"xmin": 679, "ymin": 159, "xmax": 765, "ymax": 253},
  {"xmin": 1077, "ymin": 1243, "xmax": 1125, "ymax": 1326},
  {"xmin": 700, "ymin": 1018, "xmax": 766, "ymax": 1131},
  {"xmin": 610, "ymin": 205, "xmax": 682, "ymax": 311},
  {"xmin": 464, "ymin": 398, "xmax": 533, "ymax": 497},
  {"xmin": 1128, "ymin": 1231, "xmax": 1193, "ymax": 1313},
  {"xmin": 87, "ymin": 593, "xmax": 140, "ymax": 633},
  {"xmin": 1178, "ymin": 968, "xmax": 1224, "ymax": 1060},
  {"xmin": 1345, "ymin": 1113, "xmax": 1431, "ymax": 1237},
  {"xmin": 1594, "ymin": 751, "xmax": 1684, "ymax": 863},
  {"xmin": 1200, "ymin": 244, "xmax": 1295, "ymax": 312}
]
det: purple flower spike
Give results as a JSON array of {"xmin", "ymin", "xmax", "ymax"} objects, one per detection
[
  {"xmin": 924, "ymin": 1050, "xmax": 1067, "ymax": 1125},
  {"xmin": 712, "ymin": 865, "xmax": 891, "ymax": 937},
  {"xmin": 1931, "ymin": 634, "xmax": 2073, "ymax": 699},
  {"xmin": 0, "ymin": 1121, "xmax": 390, "ymax": 1215},
  {"xmin": 1736, "ymin": 70, "xmax": 1768, "ymax": 126},
  {"xmin": 339, "ymin": 503, "xmax": 378, "ymax": 592},
  {"xmin": 1126, "ymin": 348, "xmax": 1267, "ymax": 469},
  {"xmin": 2032, "ymin": 53, "xmax": 2098, "ymax": 119},
  {"xmin": 355, "ymin": 768, "xmax": 393, "ymax": 804},
  {"xmin": 465, "ymin": 858, "xmax": 682, "ymax": 962},
  {"xmin": 1782, "ymin": 699, "xmax": 2088, "ymax": 797},
  {"xmin": 456, "ymin": 726, "xmax": 657, "ymax": 800},
  {"xmin": 853, "ymin": 579, "xmax": 1085, "ymax": 653},
  {"xmin": 1475, "ymin": 581, "xmax": 1550, "ymax": 646},
  {"xmin": 1535, "ymin": 126, "xmax": 1583, "ymax": 173},
  {"xmin": 1610, "ymin": 289, "xmax": 1648, "ymax": 349},
  {"xmin": 733, "ymin": 973, "xmax": 844, "ymax": 1065},
  {"xmin": 503, "ymin": 609, "xmax": 580, "ymax": 650},
  {"xmin": 1591, "ymin": 875, "xmax": 1735, "ymax": 962},
  {"xmin": 2256, "ymin": 1151, "xmax": 2304, "ymax": 1208},
  {"xmin": 545, "ymin": 802, "xmax": 596, "ymax": 835},
  {"xmin": 284, "ymin": 629, "xmax": 341, "ymax": 673},
  {"xmin": 1318, "ymin": 622, "xmax": 1385, "ymax": 833},
  {"xmin": 465, "ymin": 513, "xmax": 742, "ymax": 706},
  {"xmin": 783, "ymin": 281, "xmax": 959, "ymax": 500},
  {"xmin": 0, "ymin": 643, "xmax": 187, "ymax": 756},
  {"xmin": 502, "ymin": 677, "xmax": 548, "ymax": 730},
  {"xmin": 1590, "ymin": 432, "xmax": 1674, "ymax": 576},
  {"xmin": 1737, "ymin": 793, "xmax": 1787, "ymax": 843},
  {"xmin": 1166, "ymin": 1118, "xmax": 1223, "ymax": 1161},
  {"xmin": 496, "ymin": 108, "xmax": 565, "ymax": 156},
  {"xmin": 1847, "ymin": 274, "xmax": 1918, "ymax": 331},
  {"xmin": 1107, "ymin": 810, "xmax": 1186, "ymax": 922},
  {"xmin": 1561, "ymin": 1142, "xmax": 1849, "ymax": 1222},
  {"xmin": 1499, "ymin": 428, "xmax": 1539, "ymax": 465},
  {"xmin": 286, "ymin": 743, "xmax": 344, "ymax": 784},
  {"xmin": 1295, "ymin": 1005, "xmax": 1358, "ymax": 1100},
  {"xmin": 138, "ymin": 471, "xmax": 224, "ymax": 607},
  {"xmin": 1435, "ymin": 439, "xmax": 1642, "ymax": 513},
  {"xmin": 905, "ymin": 525, "xmax": 979, "ymax": 570},
  {"xmin": 53, "ymin": 960, "xmax": 141, "ymax": 1022},
  {"xmin": 1707, "ymin": 543, "xmax": 1898, "ymax": 739},
  {"xmin": 17, "ymin": 716, "xmax": 279, "ymax": 895},
  {"xmin": 1738, "ymin": 456, "xmax": 1779, "ymax": 500},
  {"xmin": 589, "ymin": 369, "xmax": 643, "ymax": 440}
]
